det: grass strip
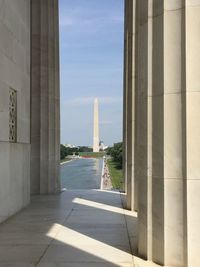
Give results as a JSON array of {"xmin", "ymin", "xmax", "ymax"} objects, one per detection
[
  {"xmin": 107, "ymin": 159, "xmax": 123, "ymax": 190},
  {"xmin": 79, "ymin": 152, "xmax": 105, "ymax": 158}
]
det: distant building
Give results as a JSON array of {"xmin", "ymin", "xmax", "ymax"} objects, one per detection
[
  {"xmin": 64, "ymin": 144, "xmax": 76, "ymax": 148},
  {"xmin": 99, "ymin": 140, "xmax": 108, "ymax": 151}
]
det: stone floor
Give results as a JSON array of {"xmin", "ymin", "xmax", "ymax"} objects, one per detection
[{"xmin": 0, "ymin": 190, "xmax": 160, "ymax": 267}]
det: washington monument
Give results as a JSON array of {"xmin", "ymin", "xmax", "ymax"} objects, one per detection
[{"xmin": 93, "ymin": 98, "xmax": 99, "ymax": 152}]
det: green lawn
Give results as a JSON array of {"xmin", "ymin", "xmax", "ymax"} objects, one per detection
[
  {"xmin": 79, "ymin": 152, "xmax": 105, "ymax": 158},
  {"xmin": 107, "ymin": 159, "xmax": 123, "ymax": 190}
]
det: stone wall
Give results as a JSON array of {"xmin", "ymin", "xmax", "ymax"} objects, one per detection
[{"xmin": 0, "ymin": 0, "xmax": 30, "ymax": 223}]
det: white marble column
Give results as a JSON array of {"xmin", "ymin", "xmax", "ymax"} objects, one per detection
[
  {"xmin": 31, "ymin": 0, "xmax": 60, "ymax": 194},
  {"xmin": 151, "ymin": 1, "xmax": 185, "ymax": 266},
  {"xmin": 123, "ymin": 0, "xmax": 137, "ymax": 210},
  {"xmin": 122, "ymin": 0, "xmax": 128, "ymax": 194},
  {"xmin": 126, "ymin": 1, "xmax": 200, "ymax": 266},
  {"xmin": 185, "ymin": 1, "xmax": 200, "ymax": 266},
  {"xmin": 137, "ymin": 0, "xmax": 153, "ymax": 260}
]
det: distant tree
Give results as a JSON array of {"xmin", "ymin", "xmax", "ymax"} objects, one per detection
[
  {"xmin": 60, "ymin": 145, "xmax": 93, "ymax": 160},
  {"xmin": 106, "ymin": 142, "xmax": 123, "ymax": 169},
  {"xmin": 78, "ymin": 146, "xmax": 93, "ymax": 152},
  {"xmin": 105, "ymin": 146, "xmax": 113, "ymax": 156},
  {"xmin": 60, "ymin": 144, "xmax": 68, "ymax": 160}
]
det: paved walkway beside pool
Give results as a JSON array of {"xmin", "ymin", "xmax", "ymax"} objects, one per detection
[{"xmin": 0, "ymin": 190, "xmax": 160, "ymax": 267}]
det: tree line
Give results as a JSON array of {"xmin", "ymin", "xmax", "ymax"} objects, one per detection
[
  {"xmin": 60, "ymin": 145, "xmax": 92, "ymax": 160},
  {"xmin": 60, "ymin": 142, "xmax": 123, "ymax": 167},
  {"xmin": 106, "ymin": 142, "xmax": 123, "ymax": 169}
]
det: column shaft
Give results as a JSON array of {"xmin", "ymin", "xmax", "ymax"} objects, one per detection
[
  {"xmin": 151, "ymin": 1, "xmax": 185, "ymax": 266},
  {"xmin": 132, "ymin": 1, "xmax": 200, "ymax": 266},
  {"xmin": 185, "ymin": 2, "xmax": 200, "ymax": 266},
  {"xmin": 123, "ymin": 0, "xmax": 137, "ymax": 210},
  {"xmin": 123, "ymin": 0, "xmax": 134, "ymax": 209},
  {"xmin": 137, "ymin": 0, "xmax": 153, "ymax": 260},
  {"xmin": 31, "ymin": 0, "xmax": 60, "ymax": 194},
  {"xmin": 122, "ymin": 0, "xmax": 128, "ymax": 194}
]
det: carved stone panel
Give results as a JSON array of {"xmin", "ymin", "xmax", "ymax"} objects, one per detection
[{"xmin": 9, "ymin": 88, "xmax": 17, "ymax": 143}]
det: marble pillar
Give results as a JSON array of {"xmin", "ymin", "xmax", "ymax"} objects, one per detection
[
  {"xmin": 151, "ymin": 1, "xmax": 185, "ymax": 266},
  {"xmin": 137, "ymin": 0, "xmax": 153, "ymax": 260},
  {"xmin": 122, "ymin": 0, "xmax": 128, "ymax": 194},
  {"xmin": 124, "ymin": 0, "xmax": 200, "ymax": 266},
  {"xmin": 185, "ymin": 1, "xmax": 200, "ymax": 266},
  {"xmin": 123, "ymin": 0, "xmax": 136, "ymax": 210},
  {"xmin": 31, "ymin": 0, "xmax": 60, "ymax": 194}
]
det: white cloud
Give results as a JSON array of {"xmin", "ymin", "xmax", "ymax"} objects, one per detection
[
  {"xmin": 59, "ymin": 5, "xmax": 124, "ymax": 28},
  {"xmin": 60, "ymin": 15, "xmax": 123, "ymax": 28}
]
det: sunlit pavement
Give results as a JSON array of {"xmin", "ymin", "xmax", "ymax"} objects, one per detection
[{"xmin": 0, "ymin": 190, "xmax": 160, "ymax": 267}]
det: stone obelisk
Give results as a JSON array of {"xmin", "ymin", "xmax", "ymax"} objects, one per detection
[{"xmin": 93, "ymin": 98, "xmax": 99, "ymax": 152}]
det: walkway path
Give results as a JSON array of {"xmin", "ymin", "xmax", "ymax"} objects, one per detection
[
  {"xmin": 101, "ymin": 158, "xmax": 113, "ymax": 190},
  {"xmin": 0, "ymin": 190, "xmax": 159, "ymax": 267}
]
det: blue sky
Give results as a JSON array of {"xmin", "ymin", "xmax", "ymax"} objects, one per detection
[{"xmin": 59, "ymin": 0, "xmax": 124, "ymax": 146}]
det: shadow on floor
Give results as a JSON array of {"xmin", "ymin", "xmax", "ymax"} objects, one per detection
[{"xmin": 0, "ymin": 190, "xmax": 137, "ymax": 266}]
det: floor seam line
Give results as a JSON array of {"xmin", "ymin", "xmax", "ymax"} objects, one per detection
[
  {"xmin": 120, "ymin": 192, "xmax": 135, "ymax": 267},
  {"xmin": 35, "ymin": 203, "xmax": 76, "ymax": 267}
]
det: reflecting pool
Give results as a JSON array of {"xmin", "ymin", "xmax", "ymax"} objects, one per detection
[{"xmin": 61, "ymin": 158, "xmax": 103, "ymax": 190}]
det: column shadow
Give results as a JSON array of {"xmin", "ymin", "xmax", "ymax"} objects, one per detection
[{"xmin": 0, "ymin": 190, "xmax": 138, "ymax": 266}]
